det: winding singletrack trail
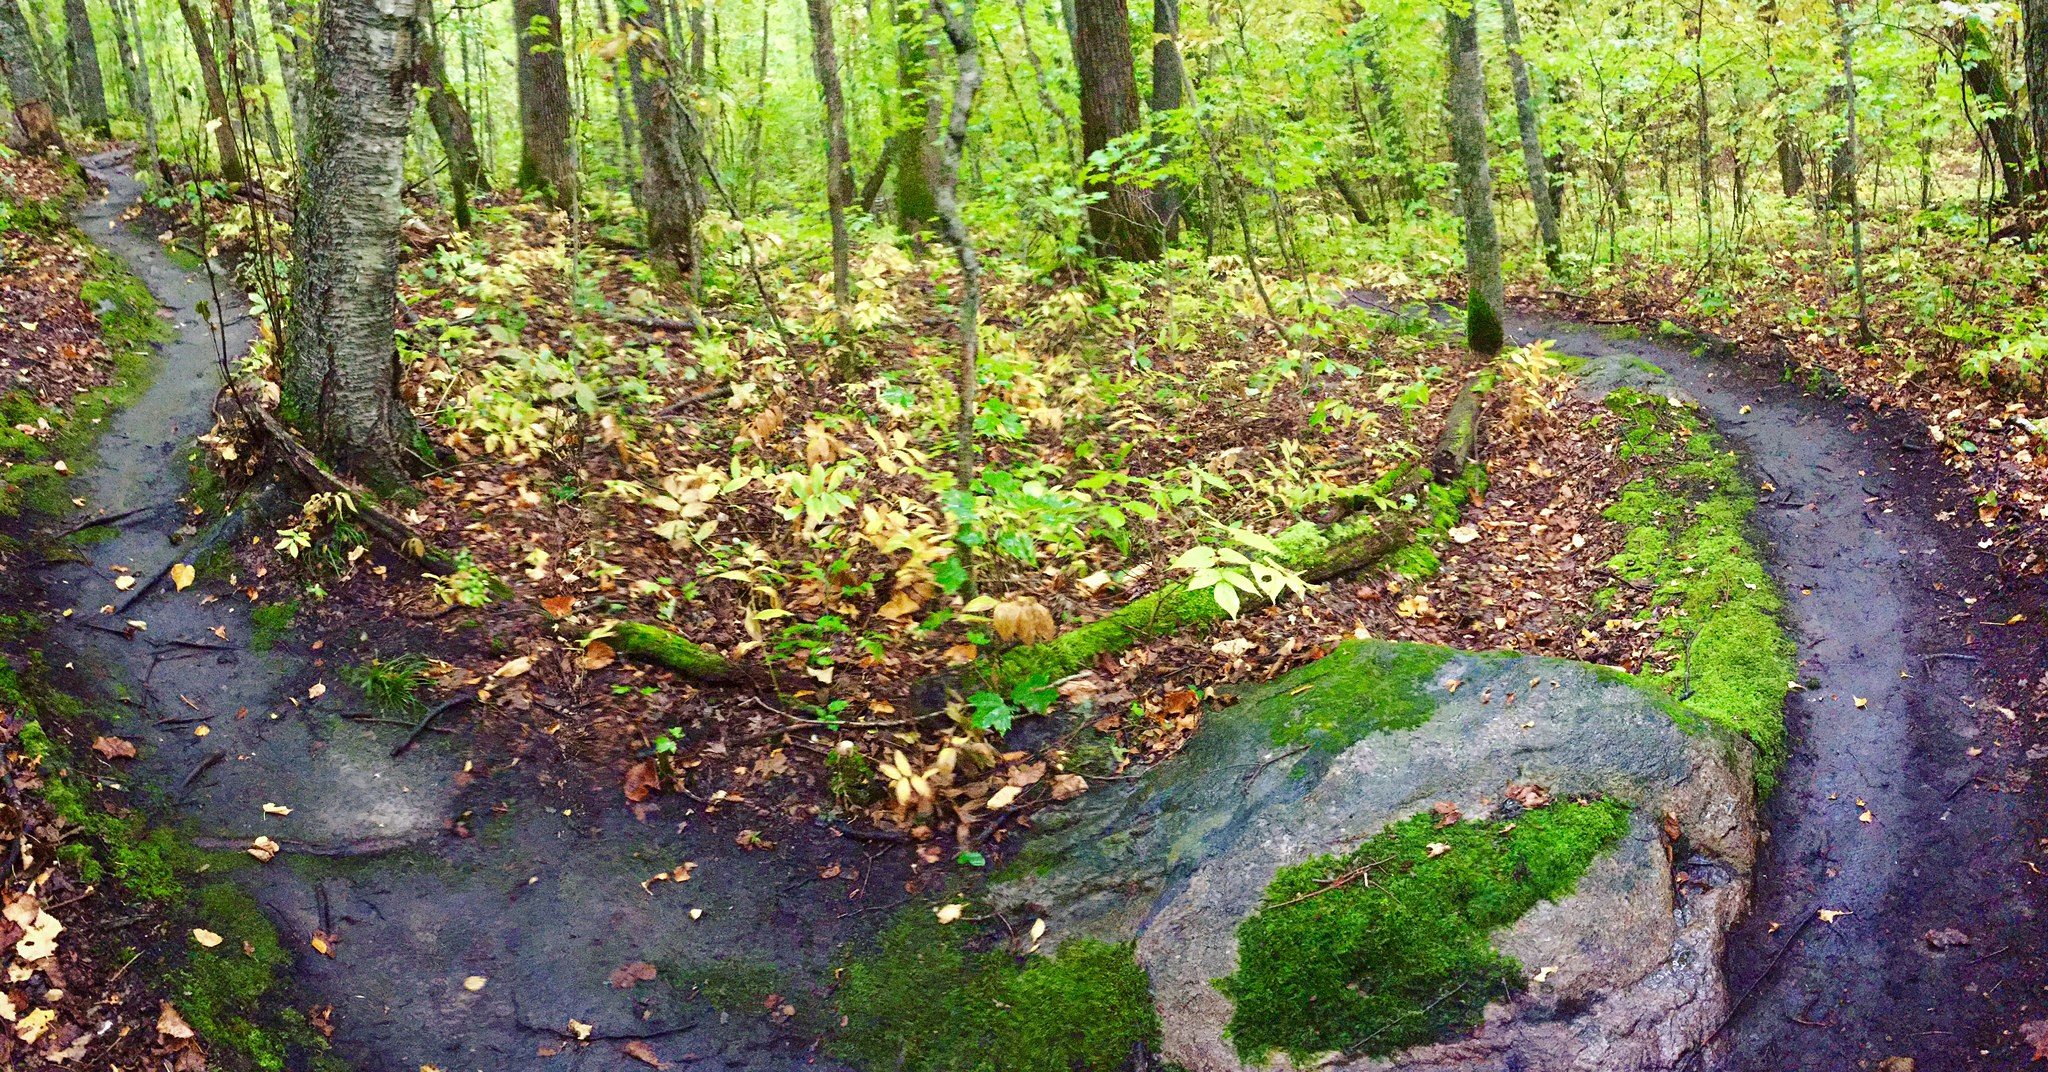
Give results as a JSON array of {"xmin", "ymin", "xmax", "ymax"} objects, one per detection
[{"xmin": 55, "ymin": 152, "xmax": 2048, "ymax": 1069}]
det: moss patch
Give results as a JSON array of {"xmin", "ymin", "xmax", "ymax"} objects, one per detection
[
  {"xmin": 175, "ymin": 883, "xmax": 322, "ymax": 1072},
  {"xmin": 249, "ymin": 602, "xmax": 298, "ymax": 652},
  {"xmin": 832, "ymin": 912, "xmax": 1160, "ymax": 1072},
  {"xmin": 1601, "ymin": 390, "xmax": 1793, "ymax": 789},
  {"xmin": 1241, "ymin": 639, "xmax": 1456, "ymax": 752},
  {"xmin": 1219, "ymin": 798, "xmax": 1632, "ymax": 1062}
]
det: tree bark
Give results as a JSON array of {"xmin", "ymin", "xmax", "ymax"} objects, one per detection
[
  {"xmin": 1496, "ymin": 0, "xmax": 1559, "ymax": 273},
  {"xmin": 269, "ymin": 0, "xmax": 306, "ymax": 149},
  {"xmin": 21, "ymin": 0, "xmax": 69, "ymax": 120},
  {"xmin": 2028, "ymin": 0, "xmax": 2048, "ymax": 193},
  {"xmin": 805, "ymin": 0, "xmax": 853, "ymax": 308},
  {"xmin": 62, "ymin": 0, "xmax": 107, "ymax": 135},
  {"xmin": 106, "ymin": 0, "xmax": 155, "ymax": 162},
  {"xmin": 1835, "ymin": 0, "xmax": 1868, "ymax": 341},
  {"xmin": 0, "ymin": 0, "xmax": 62, "ymax": 151},
  {"xmin": 512, "ymin": 0, "xmax": 575, "ymax": 205},
  {"xmin": 1958, "ymin": 17, "xmax": 2034, "ymax": 205},
  {"xmin": 228, "ymin": 0, "xmax": 285, "ymax": 161},
  {"xmin": 1149, "ymin": 0, "xmax": 1184, "ymax": 240},
  {"xmin": 284, "ymin": 0, "xmax": 423, "ymax": 490},
  {"xmin": 929, "ymin": 0, "xmax": 981, "ymax": 587},
  {"xmin": 892, "ymin": 0, "xmax": 938, "ymax": 230},
  {"xmin": 1070, "ymin": 0, "xmax": 1158, "ymax": 259},
  {"xmin": 624, "ymin": 0, "xmax": 703, "ymax": 281},
  {"xmin": 175, "ymin": 0, "xmax": 248, "ymax": 182},
  {"xmin": 1445, "ymin": 4, "xmax": 1504, "ymax": 356},
  {"xmin": 417, "ymin": 0, "xmax": 486, "ymax": 227}
]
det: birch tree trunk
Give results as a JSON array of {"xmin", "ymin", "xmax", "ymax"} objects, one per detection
[
  {"xmin": 1070, "ymin": 0, "xmax": 1158, "ymax": 259},
  {"xmin": 806, "ymin": 0, "xmax": 854, "ymax": 308},
  {"xmin": 928, "ymin": 0, "xmax": 981, "ymax": 587},
  {"xmin": 284, "ymin": 0, "xmax": 422, "ymax": 490},
  {"xmin": 176, "ymin": 0, "xmax": 249, "ymax": 182},
  {"xmin": 1497, "ymin": 0, "xmax": 1559, "ymax": 273},
  {"xmin": 0, "ymin": 0, "xmax": 63, "ymax": 150},
  {"xmin": 106, "ymin": 0, "xmax": 156, "ymax": 162},
  {"xmin": 624, "ymin": 0, "xmax": 703, "ymax": 281},
  {"xmin": 513, "ymin": 0, "xmax": 576, "ymax": 205},
  {"xmin": 61, "ymin": 0, "xmax": 108, "ymax": 135},
  {"xmin": 1445, "ymin": 2, "xmax": 1505, "ymax": 356}
]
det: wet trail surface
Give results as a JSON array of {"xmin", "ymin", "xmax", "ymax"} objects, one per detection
[
  {"xmin": 64, "ymin": 156, "xmax": 896, "ymax": 1072},
  {"xmin": 1519, "ymin": 312, "xmax": 2048, "ymax": 1070},
  {"xmin": 57, "ymin": 153, "xmax": 2047, "ymax": 1071}
]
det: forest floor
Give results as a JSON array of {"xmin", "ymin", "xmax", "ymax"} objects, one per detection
[{"xmin": 6, "ymin": 143, "xmax": 2048, "ymax": 1069}]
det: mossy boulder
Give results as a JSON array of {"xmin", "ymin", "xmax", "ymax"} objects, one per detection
[{"xmin": 993, "ymin": 640, "xmax": 1757, "ymax": 1071}]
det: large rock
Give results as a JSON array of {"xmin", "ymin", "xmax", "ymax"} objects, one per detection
[{"xmin": 995, "ymin": 639, "xmax": 1755, "ymax": 1072}]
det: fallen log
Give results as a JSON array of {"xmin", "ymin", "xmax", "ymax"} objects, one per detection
[{"xmin": 611, "ymin": 621, "xmax": 757, "ymax": 685}]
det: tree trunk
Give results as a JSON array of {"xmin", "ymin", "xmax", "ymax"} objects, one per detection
[
  {"xmin": 417, "ymin": 0, "xmax": 487, "ymax": 219},
  {"xmin": 21, "ymin": 1, "xmax": 69, "ymax": 120},
  {"xmin": 0, "ymin": 0, "xmax": 63, "ymax": 151},
  {"xmin": 61, "ymin": 0, "xmax": 107, "ymax": 135},
  {"xmin": 1070, "ymin": 0, "xmax": 1158, "ymax": 259},
  {"xmin": 1445, "ymin": 4, "xmax": 1504, "ymax": 356},
  {"xmin": 175, "ymin": 0, "xmax": 248, "ymax": 181},
  {"xmin": 2028, "ymin": 0, "xmax": 2048, "ymax": 193},
  {"xmin": 805, "ymin": 0, "xmax": 853, "ymax": 308},
  {"xmin": 269, "ymin": 0, "xmax": 306, "ymax": 148},
  {"xmin": 1958, "ymin": 18, "xmax": 2033, "ymax": 205},
  {"xmin": 1835, "ymin": 0, "xmax": 1868, "ymax": 341},
  {"xmin": 624, "ymin": 0, "xmax": 703, "ymax": 281},
  {"xmin": 512, "ymin": 0, "xmax": 575, "ymax": 205},
  {"xmin": 929, "ymin": 0, "xmax": 982, "ymax": 591},
  {"xmin": 892, "ymin": 0, "xmax": 937, "ymax": 230},
  {"xmin": 228, "ymin": 0, "xmax": 285, "ymax": 160},
  {"xmin": 106, "ymin": 0, "xmax": 155, "ymax": 161},
  {"xmin": 1496, "ymin": 0, "xmax": 1559, "ymax": 273},
  {"xmin": 285, "ymin": 0, "xmax": 423, "ymax": 490},
  {"xmin": 1149, "ymin": 0, "xmax": 1184, "ymax": 240}
]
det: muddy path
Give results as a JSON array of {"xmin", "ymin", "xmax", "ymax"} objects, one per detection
[
  {"xmin": 57, "ymin": 148, "xmax": 2048, "ymax": 1071},
  {"xmin": 1516, "ymin": 311, "xmax": 2048, "ymax": 1070},
  {"xmin": 61, "ymin": 153, "xmax": 905, "ymax": 1072}
]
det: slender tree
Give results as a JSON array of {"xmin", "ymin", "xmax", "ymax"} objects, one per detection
[
  {"xmin": 285, "ymin": 0, "xmax": 423, "ymax": 489},
  {"xmin": 928, "ymin": 0, "xmax": 981, "ymax": 586},
  {"xmin": 21, "ymin": 0, "xmax": 69, "ymax": 120},
  {"xmin": 0, "ymin": 0, "xmax": 63, "ymax": 150},
  {"xmin": 418, "ymin": 0, "xmax": 487, "ymax": 228},
  {"xmin": 268, "ymin": 0, "xmax": 306, "ymax": 144},
  {"xmin": 623, "ymin": 0, "xmax": 703, "ymax": 281},
  {"xmin": 1149, "ymin": 0, "xmax": 1185, "ymax": 239},
  {"xmin": 2028, "ymin": 0, "xmax": 2048, "ymax": 192},
  {"xmin": 805, "ymin": 0, "xmax": 854, "ymax": 308},
  {"xmin": 106, "ymin": 0, "xmax": 157, "ymax": 163},
  {"xmin": 1497, "ymin": 0, "xmax": 1559, "ymax": 273},
  {"xmin": 1445, "ymin": 1, "xmax": 1504, "ymax": 355},
  {"xmin": 1957, "ymin": 16, "xmax": 2034, "ymax": 205},
  {"xmin": 1835, "ymin": 0, "xmax": 1869, "ymax": 342},
  {"xmin": 513, "ymin": 0, "xmax": 576, "ymax": 204},
  {"xmin": 176, "ymin": 0, "xmax": 249, "ymax": 181},
  {"xmin": 61, "ymin": 0, "xmax": 108, "ymax": 135},
  {"xmin": 1070, "ymin": 0, "xmax": 1158, "ymax": 259}
]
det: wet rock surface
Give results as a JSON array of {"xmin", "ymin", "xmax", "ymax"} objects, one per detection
[{"xmin": 997, "ymin": 639, "xmax": 1756, "ymax": 1071}]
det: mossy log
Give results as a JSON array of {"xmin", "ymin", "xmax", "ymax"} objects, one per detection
[
  {"xmin": 1430, "ymin": 375, "xmax": 1483, "ymax": 478},
  {"xmin": 612, "ymin": 621, "xmax": 754, "ymax": 684}
]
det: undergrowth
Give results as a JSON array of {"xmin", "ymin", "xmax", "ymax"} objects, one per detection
[{"xmin": 1219, "ymin": 798, "xmax": 1631, "ymax": 1061}]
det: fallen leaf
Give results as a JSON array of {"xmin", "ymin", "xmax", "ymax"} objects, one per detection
[
  {"xmin": 1503, "ymin": 782, "xmax": 1552, "ymax": 809},
  {"xmin": 567, "ymin": 1019, "xmax": 593, "ymax": 1041},
  {"xmin": 1049, "ymin": 773, "xmax": 1088, "ymax": 801},
  {"xmin": 262, "ymin": 802, "xmax": 292, "ymax": 816},
  {"xmin": 1817, "ymin": 908, "xmax": 1852, "ymax": 924},
  {"xmin": 156, "ymin": 1001, "xmax": 194, "ymax": 1040},
  {"xmin": 540, "ymin": 595, "xmax": 576, "ymax": 618},
  {"xmin": 623, "ymin": 760, "xmax": 660, "ymax": 803},
  {"xmin": 495, "ymin": 655, "xmax": 533, "ymax": 678},
  {"xmin": 579, "ymin": 639, "xmax": 616, "ymax": 670},
  {"xmin": 310, "ymin": 930, "xmax": 338, "ymax": 957},
  {"xmin": 622, "ymin": 1040, "xmax": 668, "ymax": 1068},
  {"xmin": 463, "ymin": 975, "xmax": 488, "ymax": 992},
  {"xmin": 2022, "ymin": 1020, "xmax": 2048, "ymax": 1061},
  {"xmin": 1447, "ymin": 524, "xmax": 1480, "ymax": 544},
  {"xmin": 1854, "ymin": 696, "xmax": 1867, "ymax": 709},
  {"xmin": 91, "ymin": 735, "xmax": 137, "ymax": 759},
  {"xmin": 113, "ymin": 575, "xmax": 136, "ymax": 591},
  {"xmin": 1924, "ymin": 927, "xmax": 1971, "ymax": 949},
  {"xmin": 192, "ymin": 928, "xmax": 223, "ymax": 948},
  {"xmin": 307, "ymin": 682, "xmax": 326, "ymax": 700},
  {"xmin": 248, "ymin": 836, "xmax": 280, "ymax": 862},
  {"xmin": 1430, "ymin": 801, "xmax": 1462, "ymax": 826},
  {"xmin": 171, "ymin": 563, "xmax": 196, "ymax": 591},
  {"xmin": 609, "ymin": 961, "xmax": 658, "ymax": 988},
  {"xmin": 1426, "ymin": 842, "xmax": 1451, "ymax": 858},
  {"xmin": 986, "ymin": 785, "xmax": 1022, "ymax": 810},
  {"xmin": 14, "ymin": 1006, "xmax": 54, "ymax": 1043},
  {"xmin": 934, "ymin": 903, "xmax": 965, "ymax": 924}
]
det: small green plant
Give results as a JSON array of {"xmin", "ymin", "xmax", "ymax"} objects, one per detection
[
  {"xmin": 1170, "ymin": 526, "xmax": 1313, "ymax": 618},
  {"xmin": 339, "ymin": 653, "xmax": 432, "ymax": 718},
  {"xmin": 964, "ymin": 673, "xmax": 1057, "ymax": 735},
  {"xmin": 427, "ymin": 550, "xmax": 497, "ymax": 607}
]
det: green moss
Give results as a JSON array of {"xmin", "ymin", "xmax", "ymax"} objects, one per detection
[
  {"xmin": 1601, "ymin": 391, "xmax": 1792, "ymax": 790},
  {"xmin": 833, "ymin": 912, "xmax": 1160, "ymax": 1072},
  {"xmin": 1219, "ymin": 798, "xmax": 1632, "ymax": 1062},
  {"xmin": 176, "ymin": 883, "xmax": 298, "ymax": 1071},
  {"xmin": 1241, "ymin": 639, "xmax": 1455, "ymax": 752},
  {"xmin": 1465, "ymin": 290, "xmax": 1504, "ymax": 357},
  {"xmin": 612, "ymin": 621, "xmax": 742, "ymax": 681},
  {"xmin": 249, "ymin": 602, "xmax": 298, "ymax": 652}
]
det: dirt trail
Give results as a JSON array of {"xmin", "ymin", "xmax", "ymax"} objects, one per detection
[
  {"xmin": 1521, "ymin": 312, "xmax": 2048, "ymax": 1070},
  {"xmin": 58, "ymin": 153, "xmax": 2048, "ymax": 1070},
  {"xmin": 63, "ymin": 154, "xmax": 895, "ymax": 1072}
]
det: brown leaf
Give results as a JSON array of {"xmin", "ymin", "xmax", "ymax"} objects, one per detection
[
  {"xmin": 1503, "ymin": 782, "xmax": 1552, "ymax": 809},
  {"xmin": 2025, "ymin": 1020, "xmax": 2048, "ymax": 1062},
  {"xmin": 1049, "ymin": 773, "xmax": 1088, "ymax": 801},
  {"xmin": 157, "ymin": 1001, "xmax": 195, "ymax": 1040},
  {"xmin": 622, "ymin": 1039, "xmax": 669, "ymax": 1068},
  {"xmin": 540, "ymin": 595, "xmax": 576, "ymax": 619},
  {"xmin": 609, "ymin": 961, "xmax": 658, "ymax": 989},
  {"xmin": 1431, "ymin": 801, "xmax": 1462, "ymax": 827},
  {"xmin": 91, "ymin": 736, "xmax": 137, "ymax": 760},
  {"xmin": 580, "ymin": 639, "xmax": 617, "ymax": 671},
  {"xmin": 623, "ymin": 760, "xmax": 661, "ymax": 803},
  {"xmin": 1924, "ymin": 927, "xmax": 1971, "ymax": 950}
]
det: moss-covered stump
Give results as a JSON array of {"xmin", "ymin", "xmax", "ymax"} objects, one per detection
[{"xmin": 992, "ymin": 640, "xmax": 1758, "ymax": 1071}]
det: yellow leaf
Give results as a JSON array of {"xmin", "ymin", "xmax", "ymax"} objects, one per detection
[
  {"xmin": 463, "ymin": 975, "xmax": 488, "ymax": 992},
  {"xmin": 1817, "ymin": 908, "xmax": 1852, "ymax": 924},
  {"xmin": 192, "ymin": 928, "xmax": 223, "ymax": 948},
  {"xmin": 171, "ymin": 563, "xmax": 196, "ymax": 591},
  {"xmin": 496, "ymin": 655, "xmax": 533, "ymax": 678},
  {"xmin": 934, "ymin": 903, "xmax": 965, "ymax": 924}
]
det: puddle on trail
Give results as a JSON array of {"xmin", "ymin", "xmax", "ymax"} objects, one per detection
[{"xmin": 61, "ymin": 155, "xmax": 889, "ymax": 1071}]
